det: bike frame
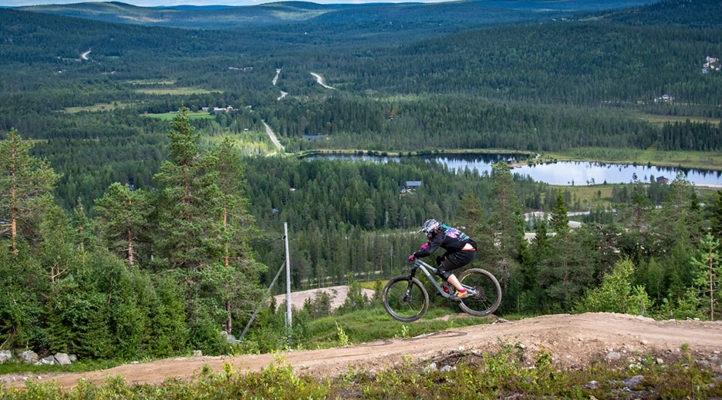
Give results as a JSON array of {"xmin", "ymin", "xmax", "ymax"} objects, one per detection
[{"xmin": 407, "ymin": 258, "xmax": 473, "ymax": 300}]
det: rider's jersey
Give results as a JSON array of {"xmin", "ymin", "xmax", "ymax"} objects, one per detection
[{"xmin": 413, "ymin": 224, "xmax": 476, "ymax": 258}]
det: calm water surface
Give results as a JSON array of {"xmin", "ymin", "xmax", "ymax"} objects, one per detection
[{"xmin": 306, "ymin": 154, "xmax": 722, "ymax": 186}]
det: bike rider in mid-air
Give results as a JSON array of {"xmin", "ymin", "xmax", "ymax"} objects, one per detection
[{"xmin": 408, "ymin": 219, "xmax": 477, "ymax": 299}]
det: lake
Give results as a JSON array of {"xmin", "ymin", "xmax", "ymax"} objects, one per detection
[{"xmin": 305, "ymin": 154, "xmax": 722, "ymax": 186}]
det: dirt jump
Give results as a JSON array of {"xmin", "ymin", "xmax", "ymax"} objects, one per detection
[{"xmin": 4, "ymin": 313, "xmax": 722, "ymax": 389}]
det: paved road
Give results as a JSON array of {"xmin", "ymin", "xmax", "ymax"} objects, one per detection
[{"xmin": 263, "ymin": 121, "xmax": 283, "ymax": 152}]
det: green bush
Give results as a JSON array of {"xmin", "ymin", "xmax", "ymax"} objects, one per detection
[{"xmin": 573, "ymin": 258, "xmax": 652, "ymax": 315}]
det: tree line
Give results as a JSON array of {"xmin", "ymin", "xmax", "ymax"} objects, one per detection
[
  {"xmin": 2, "ymin": 110, "xmax": 721, "ymax": 361},
  {"xmin": 0, "ymin": 109, "xmax": 263, "ymax": 359}
]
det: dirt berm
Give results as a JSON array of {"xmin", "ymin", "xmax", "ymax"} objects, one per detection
[{"xmin": 5, "ymin": 313, "xmax": 722, "ymax": 389}]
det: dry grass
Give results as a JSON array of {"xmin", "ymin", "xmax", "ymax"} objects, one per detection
[{"xmin": 62, "ymin": 102, "xmax": 136, "ymax": 113}]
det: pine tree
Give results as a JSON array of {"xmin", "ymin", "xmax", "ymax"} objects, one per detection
[
  {"xmin": 95, "ymin": 183, "xmax": 150, "ymax": 266},
  {"xmin": 38, "ymin": 205, "xmax": 79, "ymax": 285},
  {"xmin": 0, "ymin": 129, "xmax": 59, "ymax": 255},
  {"xmin": 210, "ymin": 138, "xmax": 264, "ymax": 334}
]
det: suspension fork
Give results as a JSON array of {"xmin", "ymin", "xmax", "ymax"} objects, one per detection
[{"xmin": 405, "ymin": 265, "xmax": 419, "ymax": 295}]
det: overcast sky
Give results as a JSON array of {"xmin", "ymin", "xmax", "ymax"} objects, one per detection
[{"xmin": 5, "ymin": 0, "xmax": 442, "ymax": 6}]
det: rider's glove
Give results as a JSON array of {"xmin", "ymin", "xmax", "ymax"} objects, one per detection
[
  {"xmin": 419, "ymin": 243, "xmax": 429, "ymax": 251},
  {"xmin": 408, "ymin": 254, "xmax": 415, "ymax": 262}
]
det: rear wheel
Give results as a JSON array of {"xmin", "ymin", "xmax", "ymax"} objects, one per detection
[
  {"xmin": 457, "ymin": 268, "xmax": 502, "ymax": 317},
  {"xmin": 382, "ymin": 276, "xmax": 429, "ymax": 322}
]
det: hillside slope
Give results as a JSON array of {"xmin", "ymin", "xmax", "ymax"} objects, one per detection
[{"xmin": 5, "ymin": 313, "xmax": 721, "ymax": 388}]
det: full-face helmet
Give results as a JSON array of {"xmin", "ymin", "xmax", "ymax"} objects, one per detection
[{"xmin": 419, "ymin": 219, "xmax": 441, "ymax": 236}]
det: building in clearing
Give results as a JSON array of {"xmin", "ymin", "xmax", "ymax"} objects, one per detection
[{"xmin": 401, "ymin": 180, "xmax": 422, "ymax": 194}]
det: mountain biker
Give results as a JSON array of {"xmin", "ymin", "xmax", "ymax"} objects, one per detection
[{"xmin": 408, "ymin": 219, "xmax": 477, "ymax": 299}]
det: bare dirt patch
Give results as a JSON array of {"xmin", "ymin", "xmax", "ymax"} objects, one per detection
[
  {"xmin": 271, "ymin": 285, "xmax": 375, "ymax": 311},
  {"xmin": 5, "ymin": 313, "xmax": 722, "ymax": 389}
]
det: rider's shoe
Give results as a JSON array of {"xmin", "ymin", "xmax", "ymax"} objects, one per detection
[{"xmin": 454, "ymin": 289, "xmax": 471, "ymax": 299}]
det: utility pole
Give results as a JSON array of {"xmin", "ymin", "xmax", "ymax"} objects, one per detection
[{"xmin": 284, "ymin": 222, "xmax": 292, "ymax": 339}]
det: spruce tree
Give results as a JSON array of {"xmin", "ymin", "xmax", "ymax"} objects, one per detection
[
  {"xmin": 691, "ymin": 233, "xmax": 720, "ymax": 320},
  {"xmin": 74, "ymin": 295, "xmax": 113, "ymax": 359},
  {"xmin": 709, "ymin": 190, "xmax": 722, "ymax": 241},
  {"xmin": 149, "ymin": 275, "xmax": 189, "ymax": 356},
  {"xmin": 72, "ymin": 200, "xmax": 95, "ymax": 269},
  {"xmin": 153, "ymin": 107, "xmax": 224, "ymax": 270},
  {"xmin": 488, "ymin": 163, "xmax": 524, "ymax": 260},
  {"xmin": 541, "ymin": 190, "xmax": 593, "ymax": 311},
  {"xmin": 458, "ymin": 191, "xmax": 484, "ymax": 239},
  {"xmin": 486, "ymin": 163, "xmax": 524, "ymax": 310},
  {"xmin": 550, "ymin": 189, "xmax": 569, "ymax": 234}
]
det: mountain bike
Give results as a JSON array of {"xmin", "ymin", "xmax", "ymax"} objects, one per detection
[{"xmin": 382, "ymin": 258, "xmax": 502, "ymax": 322}]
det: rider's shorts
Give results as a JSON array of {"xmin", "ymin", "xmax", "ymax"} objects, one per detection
[{"xmin": 437, "ymin": 250, "xmax": 476, "ymax": 279}]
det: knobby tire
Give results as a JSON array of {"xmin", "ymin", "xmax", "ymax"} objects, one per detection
[
  {"xmin": 382, "ymin": 276, "xmax": 429, "ymax": 322},
  {"xmin": 457, "ymin": 268, "xmax": 502, "ymax": 317}
]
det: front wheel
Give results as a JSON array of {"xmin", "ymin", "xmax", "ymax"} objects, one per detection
[
  {"xmin": 457, "ymin": 268, "xmax": 502, "ymax": 317},
  {"xmin": 383, "ymin": 276, "xmax": 429, "ymax": 322}
]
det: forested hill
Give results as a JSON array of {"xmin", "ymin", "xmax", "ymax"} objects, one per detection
[
  {"xmin": 2, "ymin": 0, "xmax": 721, "ymax": 206},
  {"xmin": 16, "ymin": 0, "xmax": 658, "ymax": 30},
  {"xmin": 15, "ymin": 1, "xmax": 344, "ymax": 29},
  {"xmin": 599, "ymin": 0, "xmax": 722, "ymax": 29}
]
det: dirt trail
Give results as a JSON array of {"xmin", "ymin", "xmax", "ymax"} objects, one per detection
[{"xmin": 5, "ymin": 313, "xmax": 722, "ymax": 389}]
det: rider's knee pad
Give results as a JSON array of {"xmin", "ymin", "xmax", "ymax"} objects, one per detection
[{"xmin": 436, "ymin": 267, "xmax": 452, "ymax": 280}]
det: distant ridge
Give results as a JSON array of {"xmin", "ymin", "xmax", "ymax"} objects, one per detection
[
  {"xmin": 599, "ymin": 0, "xmax": 722, "ymax": 29},
  {"xmin": 161, "ymin": 5, "xmax": 235, "ymax": 10},
  {"xmin": 15, "ymin": 0, "xmax": 659, "ymax": 30}
]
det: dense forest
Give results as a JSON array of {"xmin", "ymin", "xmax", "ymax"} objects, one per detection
[
  {"xmin": 2, "ymin": 111, "xmax": 721, "ymax": 359},
  {"xmin": 1, "ymin": 0, "xmax": 721, "ymax": 360}
]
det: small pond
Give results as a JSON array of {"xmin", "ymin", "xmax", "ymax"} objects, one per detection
[{"xmin": 305, "ymin": 153, "xmax": 722, "ymax": 186}]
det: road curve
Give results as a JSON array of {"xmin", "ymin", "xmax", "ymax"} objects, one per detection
[{"xmin": 310, "ymin": 72, "xmax": 335, "ymax": 89}]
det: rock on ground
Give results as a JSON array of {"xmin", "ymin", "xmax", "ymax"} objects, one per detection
[
  {"xmin": 18, "ymin": 350, "xmax": 38, "ymax": 364},
  {"xmin": 54, "ymin": 353, "xmax": 72, "ymax": 365}
]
